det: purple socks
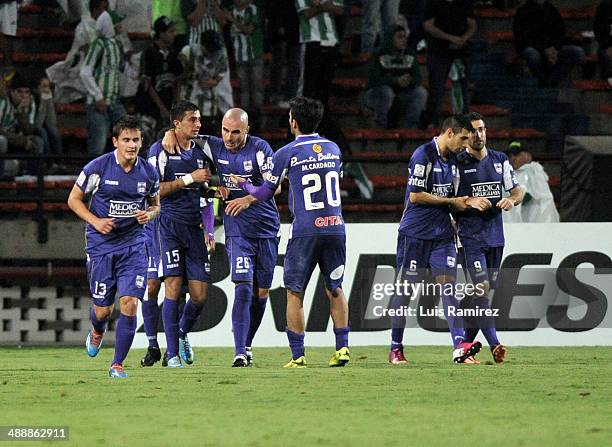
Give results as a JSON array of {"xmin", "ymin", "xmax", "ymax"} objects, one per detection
[
  {"xmin": 232, "ymin": 283, "xmax": 252, "ymax": 356},
  {"xmin": 111, "ymin": 314, "xmax": 136, "ymax": 366}
]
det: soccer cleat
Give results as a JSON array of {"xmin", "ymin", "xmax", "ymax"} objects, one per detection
[
  {"xmin": 492, "ymin": 344, "xmax": 508, "ymax": 363},
  {"xmin": 245, "ymin": 347, "xmax": 253, "ymax": 367},
  {"xmin": 108, "ymin": 363, "xmax": 128, "ymax": 378},
  {"xmin": 179, "ymin": 335, "xmax": 194, "ymax": 365},
  {"xmin": 453, "ymin": 341, "xmax": 482, "ymax": 364},
  {"xmin": 85, "ymin": 329, "xmax": 104, "ymax": 357},
  {"xmin": 163, "ymin": 354, "xmax": 183, "ymax": 368},
  {"xmin": 232, "ymin": 354, "xmax": 248, "ymax": 367},
  {"xmin": 329, "ymin": 347, "xmax": 350, "ymax": 367},
  {"xmin": 389, "ymin": 347, "xmax": 409, "ymax": 365},
  {"xmin": 140, "ymin": 346, "xmax": 161, "ymax": 367},
  {"xmin": 464, "ymin": 356, "xmax": 481, "ymax": 365},
  {"xmin": 283, "ymin": 356, "xmax": 307, "ymax": 368}
]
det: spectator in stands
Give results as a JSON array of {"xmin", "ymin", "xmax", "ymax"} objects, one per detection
[
  {"xmin": 138, "ymin": 16, "xmax": 183, "ymax": 130},
  {"xmin": 0, "ymin": 0, "xmax": 16, "ymax": 67},
  {"xmin": 47, "ymin": 0, "xmax": 109, "ymax": 104},
  {"xmin": 504, "ymin": 140, "xmax": 559, "ymax": 223},
  {"xmin": 226, "ymin": 0, "xmax": 264, "ymax": 129},
  {"xmin": 263, "ymin": 0, "xmax": 300, "ymax": 107},
  {"xmin": 179, "ymin": 30, "xmax": 228, "ymax": 135},
  {"xmin": 295, "ymin": 0, "xmax": 344, "ymax": 108},
  {"xmin": 594, "ymin": 0, "xmax": 612, "ymax": 83},
  {"xmin": 80, "ymin": 9, "xmax": 127, "ymax": 155},
  {"xmin": 153, "ymin": 0, "xmax": 190, "ymax": 50},
  {"xmin": 361, "ymin": 0, "xmax": 400, "ymax": 55},
  {"xmin": 400, "ymin": 0, "xmax": 426, "ymax": 52},
  {"xmin": 35, "ymin": 77, "xmax": 63, "ymax": 166},
  {"xmin": 513, "ymin": 0, "xmax": 585, "ymax": 88},
  {"xmin": 420, "ymin": 0, "xmax": 476, "ymax": 128},
  {"xmin": 364, "ymin": 25, "xmax": 427, "ymax": 128},
  {"xmin": 182, "ymin": 0, "xmax": 234, "ymax": 114}
]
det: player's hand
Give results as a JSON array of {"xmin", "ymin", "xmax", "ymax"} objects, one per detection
[
  {"xmin": 205, "ymin": 233, "xmax": 216, "ymax": 253},
  {"xmin": 162, "ymin": 129, "xmax": 180, "ymax": 154},
  {"xmin": 450, "ymin": 196, "xmax": 470, "ymax": 211},
  {"xmin": 134, "ymin": 210, "xmax": 153, "ymax": 225},
  {"xmin": 466, "ymin": 197, "xmax": 492, "ymax": 212},
  {"xmin": 95, "ymin": 99, "xmax": 107, "ymax": 113},
  {"xmin": 225, "ymin": 196, "xmax": 251, "ymax": 216},
  {"xmin": 191, "ymin": 168, "xmax": 212, "ymax": 183},
  {"xmin": 229, "ymin": 174, "xmax": 247, "ymax": 186},
  {"xmin": 496, "ymin": 198, "xmax": 515, "ymax": 211},
  {"xmin": 215, "ymin": 186, "xmax": 230, "ymax": 200},
  {"xmin": 93, "ymin": 217, "xmax": 115, "ymax": 234}
]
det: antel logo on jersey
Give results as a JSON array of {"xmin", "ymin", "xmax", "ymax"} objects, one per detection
[
  {"xmin": 312, "ymin": 143, "xmax": 322, "ymax": 154},
  {"xmin": 108, "ymin": 200, "xmax": 140, "ymax": 217},
  {"xmin": 471, "ymin": 182, "xmax": 501, "ymax": 198},
  {"xmin": 431, "ymin": 184, "xmax": 453, "ymax": 197},
  {"xmin": 408, "ymin": 176, "xmax": 426, "ymax": 187},
  {"xmin": 315, "ymin": 215, "xmax": 343, "ymax": 227}
]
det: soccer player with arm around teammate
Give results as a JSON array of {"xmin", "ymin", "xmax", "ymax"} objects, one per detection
[
  {"xmin": 163, "ymin": 107, "xmax": 280, "ymax": 367},
  {"xmin": 389, "ymin": 114, "xmax": 483, "ymax": 365},
  {"xmin": 67, "ymin": 115, "xmax": 160, "ymax": 378},
  {"xmin": 453, "ymin": 112, "xmax": 524, "ymax": 363},
  {"xmin": 230, "ymin": 96, "xmax": 350, "ymax": 368},
  {"xmin": 147, "ymin": 101, "xmax": 215, "ymax": 368}
]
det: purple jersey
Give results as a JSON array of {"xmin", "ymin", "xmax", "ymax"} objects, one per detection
[
  {"xmin": 147, "ymin": 140, "xmax": 212, "ymax": 225},
  {"xmin": 454, "ymin": 148, "xmax": 519, "ymax": 247},
  {"xmin": 265, "ymin": 133, "xmax": 345, "ymax": 238},
  {"xmin": 201, "ymin": 134, "xmax": 280, "ymax": 238},
  {"xmin": 75, "ymin": 150, "xmax": 159, "ymax": 257},
  {"xmin": 398, "ymin": 139, "xmax": 456, "ymax": 240}
]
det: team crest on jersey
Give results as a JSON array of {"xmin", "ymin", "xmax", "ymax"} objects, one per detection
[
  {"xmin": 494, "ymin": 163, "xmax": 503, "ymax": 174},
  {"xmin": 135, "ymin": 275, "xmax": 144, "ymax": 288},
  {"xmin": 243, "ymin": 160, "xmax": 253, "ymax": 171},
  {"xmin": 447, "ymin": 256, "xmax": 456, "ymax": 267},
  {"xmin": 137, "ymin": 182, "xmax": 147, "ymax": 194},
  {"xmin": 312, "ymin": 144, "xmax": 323, "ymax": 154},
  {"xmin": 197, "ymin": 159, "xmax": 204, "ymax": 168}
]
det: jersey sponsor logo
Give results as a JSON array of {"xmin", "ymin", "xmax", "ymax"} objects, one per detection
[
  {"xmin": 494, "ymin": 163, "xmax": 503, "ymax": 174},
  {"xmin": 431, "ymin": 183, "xmax": 453, "ymax": 197},
  {"xmin": 471, "ymin": 181, "xmax": 501, "ymax": 198},
  {"xmin": 464, "ymin": 168, "xmax": 477, "ymax": 173},
  {"xmin": 137, "ymin": 182, "xmax": 147, "ymax": 194},
  {"xmin": 76, "ymin": 171, "xmax": 86, "ymax": 187},
  {"xmin": 408, "ymin": 176, "xmax": 426, "ymax": 188},
  {"xmin": 218, "ymin": 159, "xmax": 230, "ymax": 165},
  {"xmin": 413, "ymin": 164, "xmax": 425, "ymax": 177},
  {"xmin": 312, "ymin": 143, "xmax": 323, "ymax": 154},
  {"xmin": 290, "ymin": 152, "xmax": 340, "ymax": 168},
  {"xmin": 267, "ymin": 174, "xmax": 279, "ymax": 184},
  {"xmin": 108, "ymin": 200, "xmax": 141, "ymax": 217},
  {"xmin": 314, "ymin": 215, "xmax": 343, "ymax": 227},
  {"xmin": 222, "ymin": 173, "xmax": 252, "ymax": 189},
  {"xmin": 243, "ymin": 160, "xmax": 253, "ymax": 171},
  {"xmin": 105, "ymin": 179, "xmax": 119, "ymax": 185}
]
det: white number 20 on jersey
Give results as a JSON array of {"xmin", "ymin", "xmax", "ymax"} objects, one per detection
[{"xmin": 302, "ymin": 171, "xmax": 341, "ymax": 211}]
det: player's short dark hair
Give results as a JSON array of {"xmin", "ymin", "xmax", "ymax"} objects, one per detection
[
  {"xmin": 289, "ymin": 96, "xmax": 324, "ymax": 134},
  {"xmin": 466, "ymin": 111, "xmax": 484, "ymax": 123},
  {"xmin": 112, "ymin": 115, "xmax": 141, "ymax": 138},
  {"xmin": 89, "ymin": 0, "xmax": 107, "ymax": 15},
  {"xmin": 440, "ymin": 114, "xmax": 474, "ymax": 134},
  {"xmin": 171, "ymin": 101, "xmax": 199, "ymax": 123}
]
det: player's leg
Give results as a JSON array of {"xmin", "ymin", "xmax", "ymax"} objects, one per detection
[
  {"xmin": 178, "ymin": 226, "xmax": 212, "ymax": 365},
  {"xmin": 141, "ymin": 217, "xmax": 162, "ymax": 366},
  {"xmin": 282, "ymin": 237, "xmax": 317, "ymax": 368},
  {"xmin": 319, "ymin": 235, "xmax": 350, "ymax": 367},
  {"xmin": 245, "ymin": 237, "xmax": 280, "ymax": 364},
  {"xmin": 431, "ymin": 240, "xmax": 481, "ymax": 363},
  {"xmin": 110, "ymin": 245, "xmax": 148, "ymax": 377},
  {"xmin": 478, "ymin": 246, "xmax": 506, "ymax": 362},
  {"xmin": 85, "ymin": 253, "xmax": 116, "ymax": 357},
  {"xmin": 226, "ymin": 237, "xmax": 257, "ymax": 367},
  {"xmin": 456, "ymin": 245, "xmax": 479, "ymax": 343}
]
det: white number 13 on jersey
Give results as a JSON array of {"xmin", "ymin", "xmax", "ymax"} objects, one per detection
[{"xmin": 302, "ymin": 171, "xmax": 341, "ymax": 211}]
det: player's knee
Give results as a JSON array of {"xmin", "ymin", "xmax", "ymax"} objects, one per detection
[
  {"xmin": 327, "ymin": 287, "xmax": 343, "ymax": 299},
  {"xmin": 164, "ymin": 276, "xmax": 182, "ymax": 297},
  {"xmin": 94, "ymin": 305, "xmax": 113, "ymax": 320},
  {"xmin": 235, "ymin": 282, "xmax": 252, "ymax": 302},
  {"xmin": 119, "ymin": 297, "xmax": 139, "ymax": 316}
]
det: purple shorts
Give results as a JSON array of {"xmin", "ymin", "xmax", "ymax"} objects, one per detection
[{"xmin": 226, "ymin": 236, "xmax": 279, "ymax": 288}]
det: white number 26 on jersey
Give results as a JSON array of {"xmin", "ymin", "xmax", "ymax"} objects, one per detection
[{"xmin": 302, "ymin": 171, "xmax": 341, "ymax": 211}]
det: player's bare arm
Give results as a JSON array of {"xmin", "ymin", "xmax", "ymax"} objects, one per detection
[
  {"xmin": 134, "ymin": 194, "xmax": 160, "ymax": 225},
  {"xmin": 466, "ymin": 197, "xmax": 492, "ymax": 212},
  {"xmin": 67, "ymin": 185, "xmax": 115, "ymax": 234},
  {"xmin": 410, "ymin": 191, "xmax": 470, "ymax": 211},
  {"xmin": 159, "ymin": 168, "xmax": 211, "ymax": 197},
  {"xmin": 497, "ymin": 186, "xmax": 524, "ymax": 211}
]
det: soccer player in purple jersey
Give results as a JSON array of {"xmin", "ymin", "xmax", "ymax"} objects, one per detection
[
  {"xmin": 454, "ymin": 112, "xmax": 524, "ymax": 363},
  {"xmin": 67, "ymin": 115, "xmax": 160, "ymax": 378},
  {"xmin": 231, "ymin": 96, "xmax": 350, "ymax": 368},
  {"xmin": 147, "ymin": 101, "xmax": 216, "ymax": 368},
  {"xmin": 163, "ymin": 107, "xmax": 280, "ymax": 367},
  {"xmin": 389, "ymin": 114, "xmax": 483, "ymax": 365}
]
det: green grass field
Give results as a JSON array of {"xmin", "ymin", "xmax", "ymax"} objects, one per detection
[{"xmin": 0, "ymin": 346, "xmax": 611, "ymax": 446}]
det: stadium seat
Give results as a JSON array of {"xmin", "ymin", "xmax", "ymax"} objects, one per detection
[
  {"xmin": 600, "ymin": 104, "xmax": 612, "ymax": 114},
  {"xmin": 571, "ymin": 80, "xmax": 611, "ymax": 90}
]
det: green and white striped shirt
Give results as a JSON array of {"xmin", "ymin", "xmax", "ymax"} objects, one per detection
[
  {"xmin": 295, "ymin": 0, "xmax": 343, "ymax": 47},
  {"xmin": 0, "ymin": 96, "xmax": 16, "ymax": 129},
  {"xmin": 82, "ymin": 36, "xmax": 123, "ymax": 104},
  {"xmin": 230, "ymin": 4, "xmax": 263, "ymax": 63}
]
